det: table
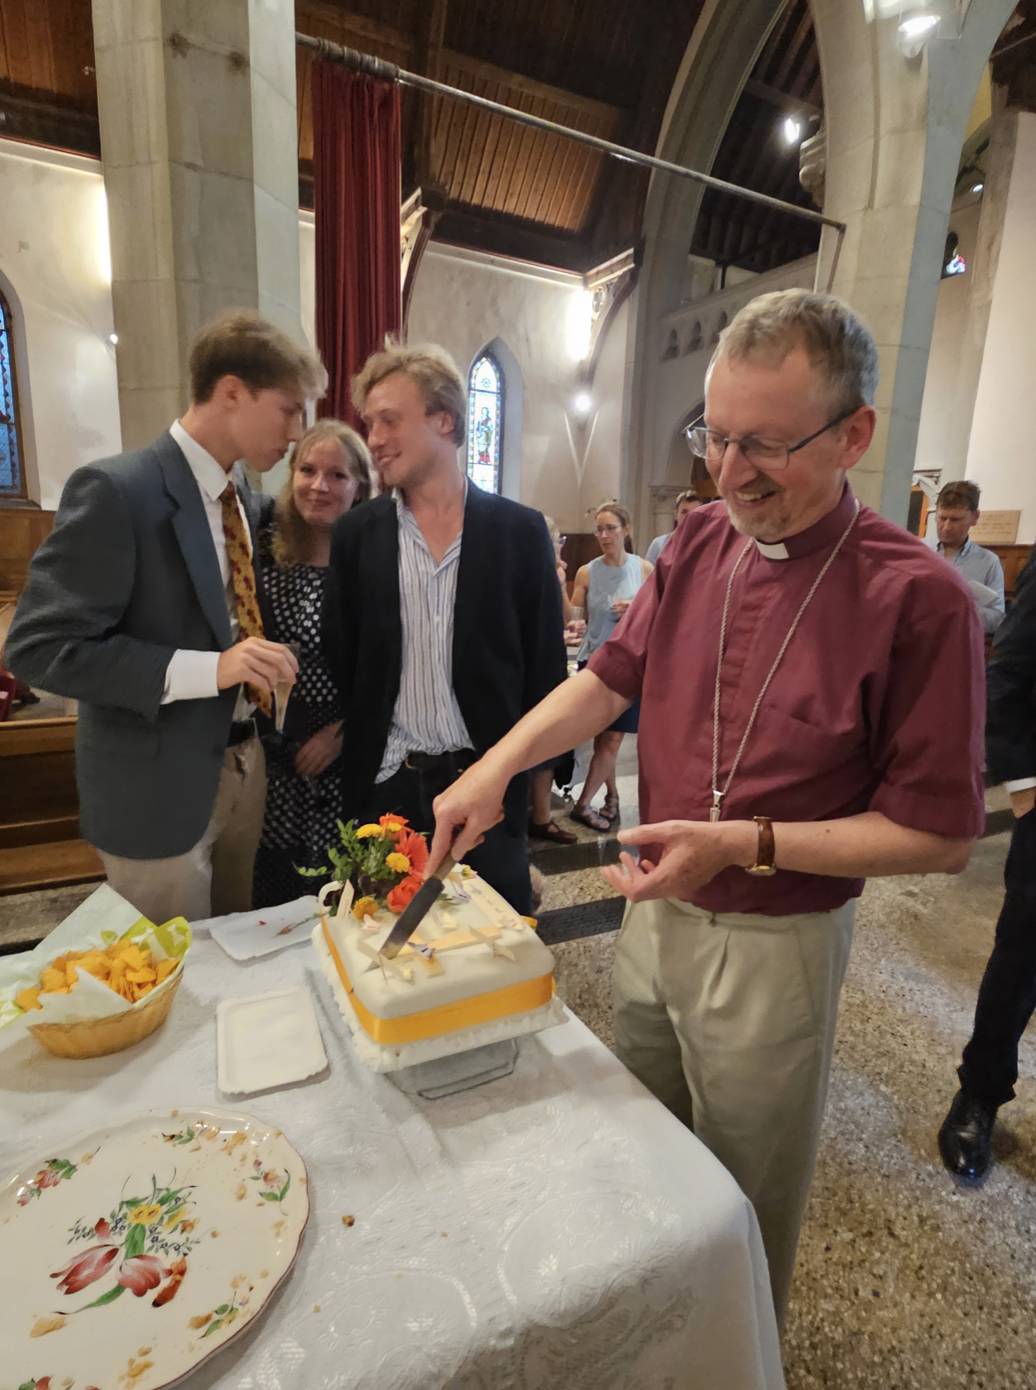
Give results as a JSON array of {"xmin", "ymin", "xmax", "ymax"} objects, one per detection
[{"xmin": 0, "ymin": 929, "xmax": 785, "ymax": 1390}]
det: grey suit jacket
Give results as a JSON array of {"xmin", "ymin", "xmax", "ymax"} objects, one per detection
[{"xmin": 5, "ymin": 431, "xmax": 262, "ymax": 859}]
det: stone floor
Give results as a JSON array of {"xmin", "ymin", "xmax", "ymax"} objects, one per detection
[{"xmin": 3, "ymin": 751, "xmax": 1036, "ymax": 1384}]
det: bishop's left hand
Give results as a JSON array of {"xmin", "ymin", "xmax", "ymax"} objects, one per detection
[{"xmin": 600, "ymin": 819, "xmax": 755, "ymax": 903}]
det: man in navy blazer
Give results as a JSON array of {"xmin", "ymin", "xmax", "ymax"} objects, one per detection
[
  {"xmin": 322, "ymin": 343, "xmax": 566, "ymax": 914},
  {"xmin": 6, "ymin": 310, "xmax": 326, "ymax": 925}
]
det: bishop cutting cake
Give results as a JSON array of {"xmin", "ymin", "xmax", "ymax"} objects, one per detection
[{"xmin": 313, "ymin": 866, "xmax": 565, "ymax": 1072}]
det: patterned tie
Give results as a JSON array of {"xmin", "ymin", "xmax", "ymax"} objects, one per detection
[{"xmin": 219, "ymin": 482, "xmax": 272, "ymax": 717}]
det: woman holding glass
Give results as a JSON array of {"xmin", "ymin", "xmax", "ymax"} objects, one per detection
[
  {"xmin": 253, "ymin": 420, "xmax": 375, "ymax": 907},
  {"xmin": 567, "ymin": 503, "xmax": 652, "ymax": 834}
]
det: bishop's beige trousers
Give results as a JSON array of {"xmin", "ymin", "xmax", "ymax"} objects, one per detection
[{"xmin": 612, "ymin": 895, "xmax": 855, "ymax": 1324}]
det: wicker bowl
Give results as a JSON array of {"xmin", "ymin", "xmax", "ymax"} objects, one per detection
[{"xmin": 28, "ymin": 963, "xmax": 183, "ymax": 1059}]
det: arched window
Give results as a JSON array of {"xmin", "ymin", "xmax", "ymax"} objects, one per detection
[
  {"xmin": 0, "ymin": 290, "xmax": 24, "ymax": 499},
  {"xmin": 467, "ymin": 352, "xmax": 504, "ymax": 493}
]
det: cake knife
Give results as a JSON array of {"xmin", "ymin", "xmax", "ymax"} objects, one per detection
[{"xmin": 379, "ymin": 853, "xmax": 457, "ymax": 959}]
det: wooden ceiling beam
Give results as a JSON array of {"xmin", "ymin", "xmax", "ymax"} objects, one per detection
[{"xmin": 743, "ymin": 77, "xmax": 819, "ymax": 120}]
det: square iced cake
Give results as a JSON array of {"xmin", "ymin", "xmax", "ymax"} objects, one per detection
[{"xmin": 313, "ymin": 867, "xmax": 565, "ymax": 1072}]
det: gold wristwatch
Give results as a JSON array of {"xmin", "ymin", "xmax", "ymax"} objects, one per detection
[{"xmin": 746, "ymin": 815, "xmax": 777, "ymax": 877}]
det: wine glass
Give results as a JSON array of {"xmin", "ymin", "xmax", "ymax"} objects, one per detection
[{"xmin": 274, "ymin": 641, "xmax": 301, "ymax": 734}]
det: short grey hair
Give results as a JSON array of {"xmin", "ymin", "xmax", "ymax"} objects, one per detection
[{"xmin": 713, "ymin": 288, "xmax": 879, "ymax": 414}]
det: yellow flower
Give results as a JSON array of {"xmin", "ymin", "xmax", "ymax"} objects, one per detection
[
  {"xmin": 353, "ymin": 896, "xmax": 379, "ymax": 920},
  {"xmin": 385, "ymin": 852, "xmax": 411, "ymax": 874},
  {"xmin": 356, "ymin": 824, "xmax": 383, "ymax": 839},
  {"xmin": 129, "ymin": 1203, "xmax": 163, "ymax": 1227},
  {"xmin": 380, "ymin": 819, "xmax": 404, "ymax": 838}
]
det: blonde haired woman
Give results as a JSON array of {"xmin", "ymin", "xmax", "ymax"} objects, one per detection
[
  {"xmin": 569, "ymin": 502, "xmax": 652, "ymax": 833},
  {"xmin": 253, "ymin": 420, "xmax": 375, "ymax": 907}
]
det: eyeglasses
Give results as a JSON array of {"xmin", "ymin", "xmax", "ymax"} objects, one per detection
[
  {"xmin": 595, "ymin": 523, "xmax": 622, "ymax": 536},
  {"xmin": 684, "ymin": 408, "xmax": 858, "ymax": 472}
]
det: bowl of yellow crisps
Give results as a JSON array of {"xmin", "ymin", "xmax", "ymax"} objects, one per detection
[
  {"xmin": 0, "ymin": 886, "xmax": 192, "ymax": 1059},
  {"xmin": 20, "ymin": 939, "xmax": 184, "ymax": 1058}
]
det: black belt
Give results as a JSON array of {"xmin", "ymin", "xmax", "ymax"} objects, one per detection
[
  {"xmin": 403, "ymin": 749, "xmax": 475, "ymax": 776},
  {"xmin": 227, "ymin": 717, "xmax": 257, "ymax": 748}
]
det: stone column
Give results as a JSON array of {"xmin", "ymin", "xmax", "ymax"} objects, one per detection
[
  {"xmin": 811, "ymin": 0, "xmax": 1016, "ymax": 522},
  {"xmin": 91, "ymin": 0, "xmax": 303, "ymax": 451},
  {"xmin": 623, "ymin": 0, "xmax": 789, "ymax": 542}
]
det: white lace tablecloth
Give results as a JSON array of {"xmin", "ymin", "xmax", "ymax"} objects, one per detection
[{"xmin": 0, "ymin": 931, "xmax": 784, "ymax": 1390}]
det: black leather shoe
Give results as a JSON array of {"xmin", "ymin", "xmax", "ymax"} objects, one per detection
[{"xmin": 938, "ymin": 1089, "xmax": 997, "ymax": 1184}]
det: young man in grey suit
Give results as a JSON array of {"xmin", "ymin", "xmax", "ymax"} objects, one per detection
[{"xmin": 6, "ymin": 310, "xmax": 326, "ymax": 925}]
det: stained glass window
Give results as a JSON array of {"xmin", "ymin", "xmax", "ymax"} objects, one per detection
[
  {"xmin": 0, "ymin": 291, "xmax": 24, "ymax": 498},
  {"xmin": 466, "ymin": 353, "xmax": 503, "ymax": 494}
]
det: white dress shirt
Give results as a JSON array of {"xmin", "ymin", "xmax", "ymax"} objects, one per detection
[
  {"xmin": 376, "ymin": 489, "xmax": 474, "ymax": 782},
  {"xmin": 162, "ymin": 420, "xmax": 252, "ymax": 712}
]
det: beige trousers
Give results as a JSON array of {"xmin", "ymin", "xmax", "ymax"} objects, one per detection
[
  {"xmin": 98, "ymin": 736, "xmax": 267, "ymax": 926},
  {"xmin": 612, "ymin": 894, "xmax": 855, "ymax": 1323}
]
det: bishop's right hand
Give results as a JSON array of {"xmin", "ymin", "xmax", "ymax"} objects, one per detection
[{"xmin": 430, "ymin": 759, "xmax": 508, "ymax": 868}]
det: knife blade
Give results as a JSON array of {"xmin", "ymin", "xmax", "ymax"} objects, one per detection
[{"xmin": 379, "ymin": 854, "xmax": 457, "ymax": 959}]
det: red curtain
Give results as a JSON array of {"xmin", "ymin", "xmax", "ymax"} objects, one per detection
[{"xmin": 313, "ymin": 63, "xmax": 402, "ymax": 428}]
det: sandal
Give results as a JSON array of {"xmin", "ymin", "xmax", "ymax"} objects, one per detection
[
  {"xmin": 601, "ymin": 793, "xmax": 620, "ymax": 825},
  {"xmin": 570, "ymin": 804, "xmax": 610, "ymax": 834},
  {"xmin": 528, "ymin": 819, "xmax": 578, "ymax": 845}
]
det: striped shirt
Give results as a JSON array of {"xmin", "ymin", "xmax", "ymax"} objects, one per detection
[{"xmin": 376, "ymin": 490, "xmax": 474, "ymax": 782}]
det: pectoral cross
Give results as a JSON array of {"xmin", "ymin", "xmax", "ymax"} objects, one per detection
[{"xmin": 710, "ymin": 790, "xmax": 724, "ymax": 823}]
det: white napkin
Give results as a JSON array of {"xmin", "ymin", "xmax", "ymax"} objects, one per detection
[{"xmin": 206, "ymin": 896, "xmax": 321, "ymax": 961}]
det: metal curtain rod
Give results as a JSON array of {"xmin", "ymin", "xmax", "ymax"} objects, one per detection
[{"xmin": 297, "ymin": 32, "xmax": 846, "ymax": 234}]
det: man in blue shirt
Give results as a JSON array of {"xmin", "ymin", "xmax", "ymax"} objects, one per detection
[
  {"xmin": 930, "ymin": 480, "xmax": 1005, "ymax": 635},
  {"xmin": 645, "ymin": 491, "xmax": 703, "ymax": 567}
]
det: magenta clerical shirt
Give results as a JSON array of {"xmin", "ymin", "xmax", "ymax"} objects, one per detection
[{"xmin": 588, "ymin": 484, "xmax": 986, "ymax": 915}]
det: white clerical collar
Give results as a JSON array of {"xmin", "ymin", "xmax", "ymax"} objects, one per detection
[{"xmin": 754, "ymin": 539, "xmax": 790, "ymax": 560}]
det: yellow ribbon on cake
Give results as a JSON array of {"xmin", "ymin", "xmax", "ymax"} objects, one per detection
[{"xmin": 322, "ymin": 920, "xmax": 554, "ymax": 1045}]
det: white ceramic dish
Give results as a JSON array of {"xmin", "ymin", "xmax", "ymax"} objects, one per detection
[
  {"xmin": 206, "ymin": 897, "xmax": 320, "ymax": 960},
  {"xmin": 217, "ymin": 987, "xmax": 328, "ymax": 1095},
  {"xmin": 1, "ymin": 1108, "xmax": 309, "ymax": 1390}
]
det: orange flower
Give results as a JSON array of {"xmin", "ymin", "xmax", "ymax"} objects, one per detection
[
  {"xmin": 378, "ymin": 815, "xmax": 408, "ymax": 841},
  {"xmin": 386, "ymin": 875, "xmax": 423, "ymax": 914},
  {"xmin": 395, "ymin": 827, "xmax": 428, "ymax": 878}
]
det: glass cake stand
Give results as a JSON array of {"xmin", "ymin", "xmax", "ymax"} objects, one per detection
[{"xmin": 386, "ymin": 1038, "xmax": 520, "ymax": 1100}]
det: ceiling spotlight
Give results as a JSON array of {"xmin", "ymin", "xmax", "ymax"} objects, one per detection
[
  {"xmin": 108, "ymin": 333, "xmax": 118, "ymax": 345},
  {"xmin": 572, "ymin": 392, "xmax": 593, "ymax": 416},
  {"xmin": 782, "ymin": 116, "xmax": 803, "ymax": 146},
  {"xmin": 971, "ymin": 182, "xmax": 984, "ymax": 194},
  {"xmin": 898, "ymin": 12, "xmax": 939, "ymax": 38}
]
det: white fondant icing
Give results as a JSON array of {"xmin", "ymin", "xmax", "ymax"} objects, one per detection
[{"xmin": 312, "ymin": 926, "xmax": 566, "ymax": 1073}]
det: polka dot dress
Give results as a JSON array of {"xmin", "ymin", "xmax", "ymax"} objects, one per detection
[{"xmin": 253, "ymin": 537, "xmax": 344, "ymax": 908}]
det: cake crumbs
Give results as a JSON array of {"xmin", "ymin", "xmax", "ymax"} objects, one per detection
[
  {"xmin": 313, "ymin": 1303, "xmax": 321, "ymax": 1312},
  {"xmin": 341, "ymin": 1214, "xmax": 355, "ymax": 1226},
  {"xmin": 235, "ymin": 1184, "xmax": 246, "ymax": 1200},
  {"xmin": 210, "ymin": 1229, "xmax": 219, "ymax": 1238}
]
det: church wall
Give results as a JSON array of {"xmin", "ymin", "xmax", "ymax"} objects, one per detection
[
  {"xmin": 404, "ymin": 243, "xmax": 613, "ymax": 535},
  {"xmin": 965, "ymin": 111, "xmax": 1036, "ymax": 542},
  {"xmin": 578, "ymin": 294, "xmax": 630, "ymax": 525},
  {"xmin": 0, "ymin": 140, "xmax": 121, "ymax": 508}
]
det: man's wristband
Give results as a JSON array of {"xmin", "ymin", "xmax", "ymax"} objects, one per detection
[{"xmin": 745, "ymin": 815, "xmax": 777, "ymax": 877}]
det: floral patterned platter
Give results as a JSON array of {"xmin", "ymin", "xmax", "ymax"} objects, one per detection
[{"xmin": 0, "ymin": 1108, "xmax": 309, "ymax": 1390}]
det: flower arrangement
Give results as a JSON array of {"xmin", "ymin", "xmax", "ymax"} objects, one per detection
[{"xmin": 300, "ymin": 815, "xmax": 429, "ymax": 917}]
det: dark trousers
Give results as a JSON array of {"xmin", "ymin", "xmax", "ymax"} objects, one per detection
[
  {"xmin": 358, "ymin": 756, "xmax": 532, "ymax": 916},
  {"xmin": 959, "ymin": 808, "xmax": 1036, "ymax": 1108}
]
